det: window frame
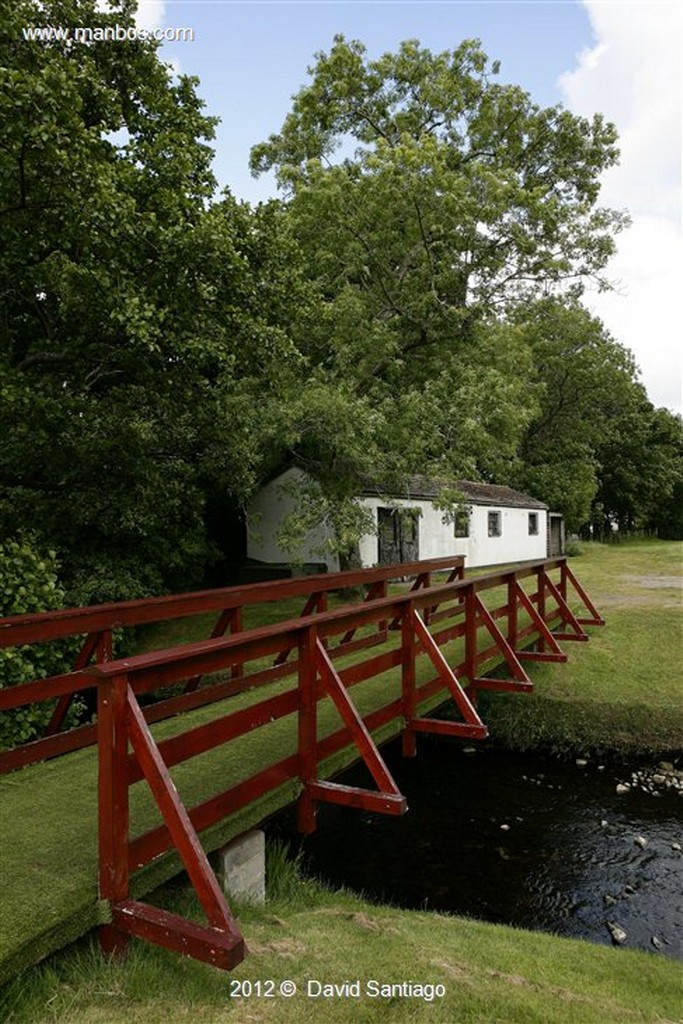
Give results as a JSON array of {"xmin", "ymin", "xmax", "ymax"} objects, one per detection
[
  {"xmin": 487, "ymin": 510, "xmax": 502, "ymax": 538},
  {"xmin": 453, "ymin": 508, "xmax": 470, "ymax": 539}
]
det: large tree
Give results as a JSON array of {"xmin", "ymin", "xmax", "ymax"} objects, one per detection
[
  {"xmin": 250, "ymin": 36, "xmax": 628, "ymax": 551},
  {"xmin": 506, "ymin": 298, "xmax": 682, "ymax": 537},
  {"xmin": 1, "ymin": 1, "xmax": 309, "ymax": 598}
]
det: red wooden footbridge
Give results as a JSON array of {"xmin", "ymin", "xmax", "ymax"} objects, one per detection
[{"xmin": 0, "ymin": 556, "xmax": 603, "ymax": 975}]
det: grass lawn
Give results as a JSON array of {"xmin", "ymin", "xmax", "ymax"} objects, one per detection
[
  {"xmin": 481, "ymin": 540, "xmax": 683, "ymax": 756},
  {"xmin": 3, "ymin": 847, "xmax": 682, "ymax": 1024}
]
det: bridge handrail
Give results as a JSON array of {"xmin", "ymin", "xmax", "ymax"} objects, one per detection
[{"xmin": 0, "ymin": 555, "xmax": 464, "ymax": 647}]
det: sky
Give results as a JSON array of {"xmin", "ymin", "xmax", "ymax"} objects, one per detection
[{"xmin": 132, "ymin": 0, "xmax": 681, "ymax": 414}]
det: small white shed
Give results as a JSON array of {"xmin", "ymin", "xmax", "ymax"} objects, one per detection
[{"xmin": 246, "ymin": 468, "xmax": 556, "ymax": 571}]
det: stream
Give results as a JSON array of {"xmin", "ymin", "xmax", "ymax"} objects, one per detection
[{"xmin": 267, "ymin": 738, "xmax": 683, "ymax": 959}]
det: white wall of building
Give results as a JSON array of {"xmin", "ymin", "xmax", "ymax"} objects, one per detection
[
  {"xmin": 357, "ymin": 497, "xmax": 547, "ymax": 569},
  {"xmin": 246, "ymin": 471, "xmax": 548, "ymax": 571},
  {"xmin": 246, "ymin": 467, "xmax": 341, "ymax": 570}
]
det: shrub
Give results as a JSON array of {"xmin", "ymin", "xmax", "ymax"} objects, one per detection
[{"xmin": 0, "ymin": 538, "xmax": 77, "ymax": 750}]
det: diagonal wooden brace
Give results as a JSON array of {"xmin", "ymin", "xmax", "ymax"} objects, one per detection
[
  {"xmin": 313, "ymin": 638, "xmax": 406, "ymax": 814},
  {"xmin": 126, "ymin": 687, "xmax": 244, "ymax": 957},
  {"xmin": 540, "ymin": 572, "xmax": 589, "ymax": 641},
  {"xmin": 47, "ymin": 630, "xmax": 112, "ymax": 735},
  {"xmin": 275, "ymin": 592, "xmax": 326, "ymax": 665},
  {"xmin": 472, "ymin": 596, "xmax": 533, "ymax": 692},
  {"xmin": 389, "ymin": 572, "xmax": 430, "ymax": 630},
  {"xmin": 341, "ymin": 580, "xmax": 387, "ymax": 644},
  {"xmin": 185, "ymin": 607, "xmax": 243, "ymax": 692},
  {"xmin": 513, "ymin": 582, "xmax": 568, "ymax": 663},
  {"xmin": 562, "ymin": 563, "xmax": 606, "ymax": 626},
  {"xmin": 411, "ymin": 610, "xmax": 487, "ymax": 738}
]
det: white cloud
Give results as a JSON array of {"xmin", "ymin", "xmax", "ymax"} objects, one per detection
[
  {"xmin": 132, "ymin": 1, "xmax": 166, "ymax": 33},
  {"xmin": 559, "ymin": 1, "xmax": 682, "ymax": 413},
  {"xmin": 95, "ymin": 1, "xmax": 166, "ymax": 33}
]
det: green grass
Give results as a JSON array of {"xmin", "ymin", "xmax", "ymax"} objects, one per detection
[
  {"xmin": 481, "ymin": 540, "xmax": 683, "ymax": 756},
  {"xmin": 3, "ymin": 844, "xmax": 682, "ymax": 1024}
]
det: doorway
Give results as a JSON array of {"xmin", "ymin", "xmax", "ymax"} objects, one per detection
[{"xmin": 377, "ymin": 507, "xmax": 420, "ymax": 565}]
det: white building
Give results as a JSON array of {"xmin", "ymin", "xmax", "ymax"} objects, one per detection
[{"xmin": 246, "ymin": 467, "xmax": 562, "ymax": 572}]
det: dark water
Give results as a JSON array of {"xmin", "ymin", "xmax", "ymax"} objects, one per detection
[{"xmin": 268, "ymin": 739, "xmax": 683, "ymax": 959}]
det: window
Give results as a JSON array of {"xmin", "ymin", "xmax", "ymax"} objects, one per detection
[
  {"xmin": 454, "ymin": 509, "xmax": 470, "ymax": 538},
  {"xmin": 528, "ymin": 512, "xmax": 539, "ymax": 536},
  {"xmin": 488, "ymin": 511, "xmax": 501, "ymax": 537}
]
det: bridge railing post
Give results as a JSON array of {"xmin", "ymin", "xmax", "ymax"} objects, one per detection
[
  {"xmin": 537, "ymin": 568, "xmax": 547, "ymax": 653},
  {"xmin": 297, "ymin": 624, "xmax": 318, "ymax": 834},
  {"xmin": 401, "ymin": 600, "xmax": 417, "ymax": 758},
  {"xmin": 97, "ymin": 672, "xmax": 130, "ymax": 958},
  {"xmin": 464, "ymin": 583, "xmax": 477, "ymax": 704},
  {"xmin": 507, "ymin": 576, "xmax": 518, "ymax": 651}
]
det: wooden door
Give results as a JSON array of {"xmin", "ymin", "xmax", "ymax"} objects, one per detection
[{"xmin": 377, "ymin": 507, "xmax": 420, "ymax": 565}]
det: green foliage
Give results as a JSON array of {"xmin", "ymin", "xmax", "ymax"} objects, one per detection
[
  {"xmin": 251, "ymin": 36, "xmax": 628, "ymax": 549},
  {"xmin": 506, "ymin": 298, "xmax": 670, "ymax": 533},
  {"xmin": 1, "ymin": 2, "xmax": 315, "ymax": 598},
  {"xmin": 0, "ymin": 537, "xmax": 77, "ymax": 749}
]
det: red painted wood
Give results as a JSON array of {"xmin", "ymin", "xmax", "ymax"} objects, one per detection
[
  {"xmin": 562, "ymin": 563, "xmax": 606, "ymax": 626},
  {"xmin": 0, "ymin": 721, "xmax": 98, "ymax": 773},
  {"xmin": 0, "ymin": 556, "xmax": 465, "ymax": 648},
  {"xmin": 412, "ymin": 610, "xmax": 486, "ymax": 731},
  {"xmin": 129, "ymin": 754, "xmax": 300, "ymax": 870},
  {"xmin": 0, "ymin": 670, "xmax": 92, "ymax": 711},
  {"xmin": 98, "ymin": 674, "xmax": 130, "ymax": 958},
  {"xmin": 126, "ymin": 687, "xmax": 238, "ymax": 932},
  {"xmin": 340, "ymin": 580, "xmax": 385, "ymax": 645},
  {"xmin": 474, "ymin": 596, "xmax": 531, "ymax": 686},
  {"xmin": 401, "ymin": 603, "xmax": 417, "ymax": 758},
  {"xmin": 46, "ymin": 632, "xmax": 102, "ymax": 735},
  {"xmin": 513, "ymin": 582, "xmax": 567, "ymax": 662},
  {"xmin": 412, "ymin": 719, "xmax": 487, "ymax": 739},
  {"xmin": 309, "ymin": 780, "xmax": 406, "ymax": 815},
  {"xmin": 127, "ymin": 688, "xmax": 299, "ymax": 785},
  {"xmin": 113, "ymin": 900, "xmax": 245, "ymax": 969},
  {"xmin": 540, "ymin": 572, "xmax": 589, "ymax": 639},
  {"xmin": 297, "ymin": 625, "xmax": 318, "ymax": 834},
  {"xmin": 472, "ymin": 678, "xmax": 533, "ymax": 693},
  {"xmin": 315, "ymin": 638, "xmax": 402, "ymax": 798}
]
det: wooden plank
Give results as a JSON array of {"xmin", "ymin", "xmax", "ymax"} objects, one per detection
[
  {"xmin": 127, "ymin": 688, "xmax": 299, "ymax": 785},
  {"xmin": 474, "ymin": 596, "xmax": 531, "ymax": 686},
  {"xmin": 113, "ymin": 900, "xmax": 245, "ymax": 970},
  {"xmin": 126, "ymin": 687, "xmax": 238, "ymax": 932},
  {"xmin": 309, "ymin": 780, "xmax": 406, "ymax": 816},
  {"xmin": 98, "ymin": 674, "xmax": 130, "ymax": 958},
  {"xmin": 412, "ymin": 719, "xmax": 487, "ymax": 739},
  {"xmin": 129, "ymin": 754, "xmax": 299, "ymax": 870},
  {"xmin": 562, "ymin": 563, "xmax": 605, "ymax": 626},
  {"xmin": 315, "ymin": 638, "xmax": 402, "ymax": 797},
  {"xmin": 513, "ymin": 582, "xmax": 567, "ymax": 662},
  {"xmin": 541, "ymin": 572, "xmax": 589, "ymax": 640},
  {"xmin": 412, "ymin": 610, "xmax": 487, "ymax": 731},
  {"xmin": 297, "ymin": 626, "xmax": 318, "ymax": 833},
  {"xmin": 0, "ymin": 556, "xmax": 466, "ymax": 647}
]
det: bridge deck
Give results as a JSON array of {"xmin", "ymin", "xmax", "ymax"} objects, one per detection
[
  {"xmin": 0, "ymin": 558, "xmax": 601, "ymax": 980},
  {"xmin": 0, "ymin": 637, "xmax": 455, "ymax": 983}
]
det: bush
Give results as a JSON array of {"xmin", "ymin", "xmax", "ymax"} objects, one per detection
[
  {"xmin": 565, "ymin": 539, "xmax": 583, "ymax": 557},
  {"xmin": 0, "ymin": 538, "xmax": 78, "ymax": 750}
]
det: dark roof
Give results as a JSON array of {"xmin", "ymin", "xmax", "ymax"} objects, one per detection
[{"xmin": 360, "ymin": 476, "xmax": 547, "ymax": 510}]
